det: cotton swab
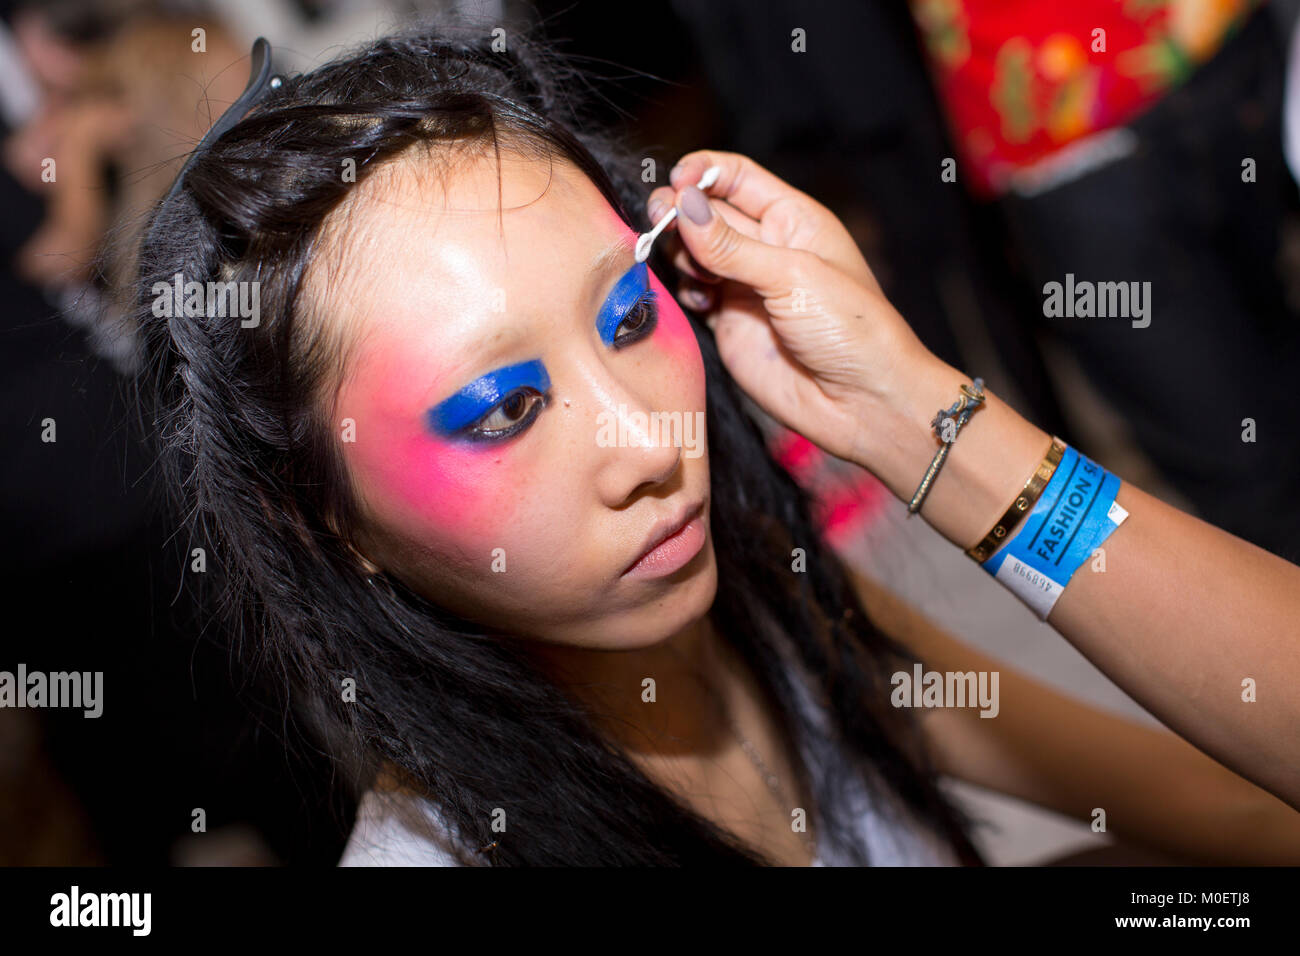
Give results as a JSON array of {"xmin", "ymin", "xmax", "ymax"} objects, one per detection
[{"xmin": 635, "ymin": 165, "xmax": 722, "ymax": 263}]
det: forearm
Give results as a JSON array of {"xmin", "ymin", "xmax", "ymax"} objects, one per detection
[
  {"xmin": 855, "ymin": 355, "xmax": 1300, "ymax": 808},
  {"xmin": 855, "ymin": 570, "xmax": 1300, "ymax": 863},
  {"xmin": 1050, "ymin": 482, "xmax": 1300, "ymax": 807}
]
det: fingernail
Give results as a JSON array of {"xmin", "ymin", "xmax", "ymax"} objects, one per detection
[
  {"xmin": 647, "ymin": 198, "xmax": 666, "ymax": 222},
  {"xmin": 680, "ymin": 185, "xmax": 712, "ymax": 225},
  {"xmin": 669, "ymin": 163, "xmax": 685, "ymax": 186},
  {"xmin": 680, "ymin": 287, "xmax": 711, "ymax": 311}
]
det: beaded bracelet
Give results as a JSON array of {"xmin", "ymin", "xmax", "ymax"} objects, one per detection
[{"xmin": 907, "ymin": 377, "xmax": 986, "ymax": 516}]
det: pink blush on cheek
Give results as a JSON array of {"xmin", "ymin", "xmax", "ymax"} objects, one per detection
[
  {"xmin": 648, "ymin": 268, "xmax": 703, "ymax": 367},
  {"xmin": 644, "ymin": 267, "xmax": 708, "ymax": 417},
  {"xmin": 349, "ymin": 408, "xmax": 520, "ymax": 543}
]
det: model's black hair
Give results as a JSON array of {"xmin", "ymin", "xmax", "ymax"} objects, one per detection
[{"xmin": 130, "ymin": 17, "xmax": 984, "ymax": 865}]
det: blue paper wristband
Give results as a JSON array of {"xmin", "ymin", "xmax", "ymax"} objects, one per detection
[{"xmin": 982, "ymin": 445, "xmax": 1128, "ymax": 619}]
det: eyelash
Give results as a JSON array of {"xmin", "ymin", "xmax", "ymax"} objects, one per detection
[
  {"xmin": 611, "ymin": 290, "xmax": 659, "ymax": 348},
  {"xmin": 458, "ymin": 290, "xmax": 659, "ymax": 442},
  {"xmin": 458, "ymin": 389, "xmax": 547, "ymax": 442}
]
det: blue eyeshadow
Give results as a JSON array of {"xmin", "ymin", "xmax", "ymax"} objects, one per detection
[
  {"xmin": 596, "ymin": 261, "xmax": 651, "ymax": 345},
  {"xmin": 426, "ymin": 358, "xmax": 551, "ymax": 436}
]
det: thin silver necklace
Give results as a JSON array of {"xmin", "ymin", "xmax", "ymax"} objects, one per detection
[{"xmin": 668, "ymin": 642, "xmax": 818, "ymax": 855}]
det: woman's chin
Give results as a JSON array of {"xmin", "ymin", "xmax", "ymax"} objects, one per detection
[
  {"xmin": 545, "ymin": 544, "xmax": 719, "ymax": 652},
  {"xmin": 612, "ymin": 544, "xmax": 719, "ymax": 650}
]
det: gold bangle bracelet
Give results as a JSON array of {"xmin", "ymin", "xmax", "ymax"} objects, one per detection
[{"xmin": 965, "ymin": 436, "xmax": 1067, "ymax": 564}]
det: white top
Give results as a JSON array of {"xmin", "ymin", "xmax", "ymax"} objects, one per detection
[{"xmin": 339, "ymin": 644, "xmax": 961, "ymax": 867}]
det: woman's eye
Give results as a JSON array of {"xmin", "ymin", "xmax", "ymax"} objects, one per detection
[
  {"xmin": 612, "ymin": 293, "xmax": 658, "ymax": 347},
  {"xmin": 466, "ymin": 389, "xmax": 547, "ymax": 441}
]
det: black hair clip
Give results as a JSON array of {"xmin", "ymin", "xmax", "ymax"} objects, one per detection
[
  {"xmin": 139, "ymin": 37, "xmax": 282, "ymax": 303},
  {"xmin": 142, "ymin": 36, "xmax": 282, "ymax": 265},
  {"xmin": 142, "ymin": 36, "xmax": 281, "ymax": 260},
  {"xmin": 161, "ymin": 36, "xmax": 282, "ymax": 204}
]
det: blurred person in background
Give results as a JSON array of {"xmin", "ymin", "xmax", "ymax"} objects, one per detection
[
  {"xmin": 0, "ymin": 0, "xmax": 363, "ymax": 866},
  {"xmin": 5, "ymin": 0, "xmax": 247, "ymax": 369}
]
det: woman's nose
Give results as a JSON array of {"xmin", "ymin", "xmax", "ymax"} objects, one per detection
[
  {"xmin": 551, "ymin": 353, "xmax": 679, "ymax": 506},
  {"xmin": 592, "ymin": 398, "xmax": 685, "ymax": 506}
]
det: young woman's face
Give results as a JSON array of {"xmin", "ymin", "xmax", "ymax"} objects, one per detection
[{"xmin": 316, "ymin": 148, "xmax": 716, "ymax": 649}]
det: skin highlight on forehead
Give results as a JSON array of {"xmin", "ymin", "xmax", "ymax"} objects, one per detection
[{"xmin": 301, "ymin": 142, "xmax": 587, "ymax": 414}]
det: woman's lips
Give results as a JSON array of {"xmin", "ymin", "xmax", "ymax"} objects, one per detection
[{"xmin": 622, "ymin": 501, "xmax": 707, "ymax": 580}]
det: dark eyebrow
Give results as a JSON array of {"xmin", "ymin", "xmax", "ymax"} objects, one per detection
[{"xmin": 589, "ymin": 233, "xmax": 639, "ymax": 280}]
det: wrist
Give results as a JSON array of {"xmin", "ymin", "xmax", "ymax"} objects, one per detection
[{"xmin": 850, "ymin": 356, "xmax": 1051, "ymax": 551}]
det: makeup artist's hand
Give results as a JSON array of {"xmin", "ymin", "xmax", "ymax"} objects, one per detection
[
  {"xmin": 646, "ymin": 150, "xmax": 941, "ymax": 470},
  {"xmin": 654, "ymin": 155, "xmax": 1300, "ymax": 818}
]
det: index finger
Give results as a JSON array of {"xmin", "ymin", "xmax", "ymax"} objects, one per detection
[{"xmin": 668, "ymin": 149, "xmax": 817, "ymax": 226}]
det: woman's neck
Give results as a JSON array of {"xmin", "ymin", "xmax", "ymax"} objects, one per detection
[{"xmin": 527, "ymin": 613, "xmax": 737, "ymax": 758}]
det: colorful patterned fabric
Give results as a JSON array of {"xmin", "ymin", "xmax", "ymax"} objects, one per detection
[{"xmin": 907, "ymin": 0, "xmax": 1262, "ymax": 196}]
